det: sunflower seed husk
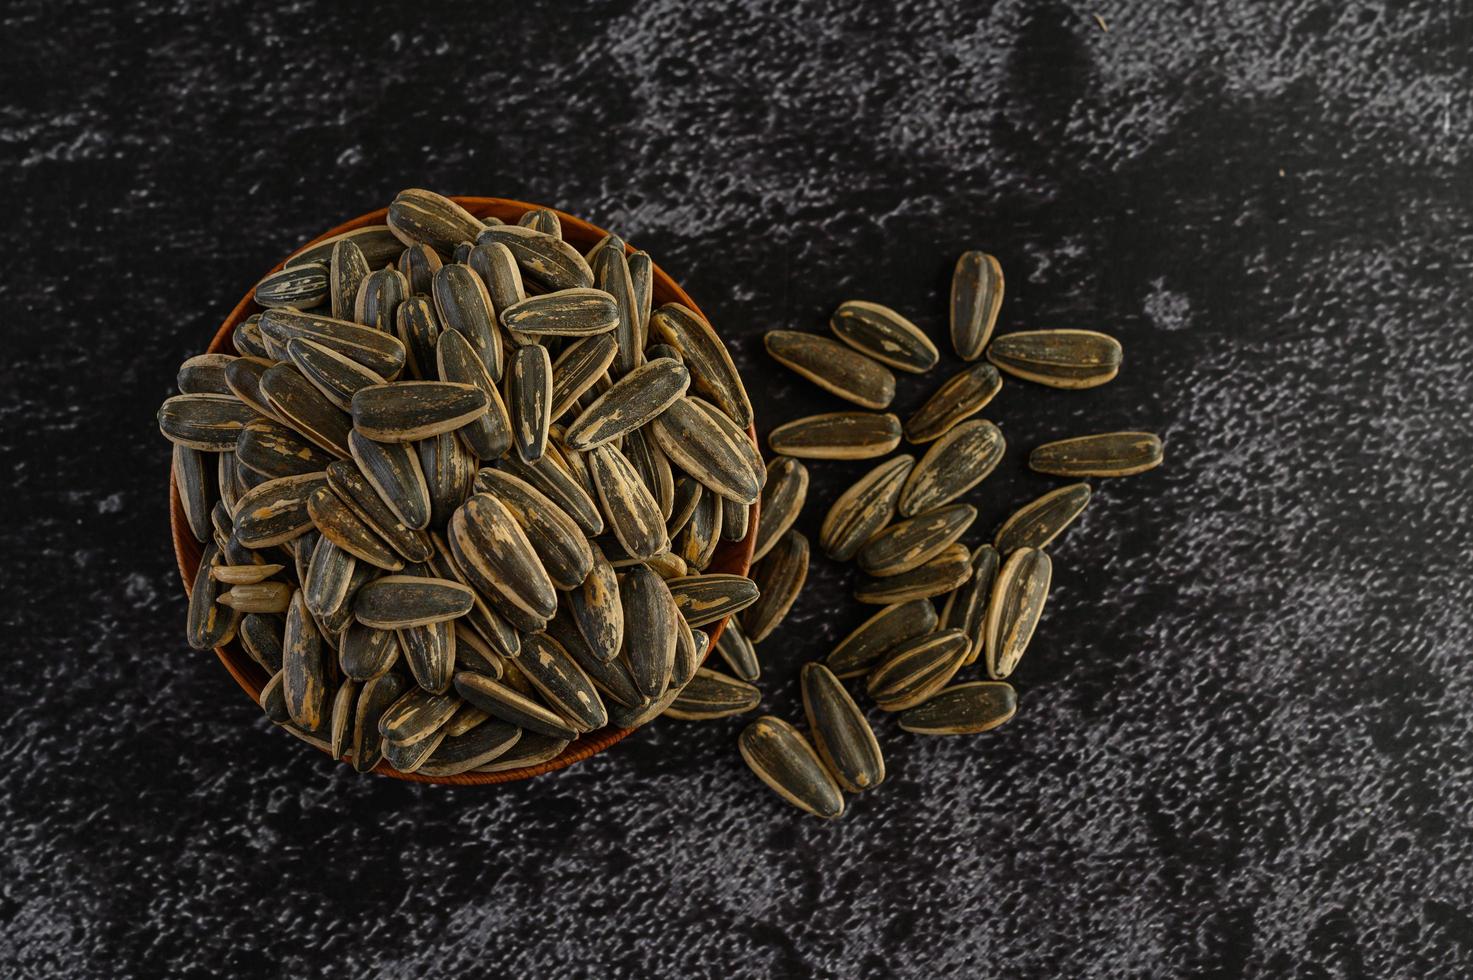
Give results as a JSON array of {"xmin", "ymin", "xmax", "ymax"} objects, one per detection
[
  {"xmin": 620, "ymin": 565, "xmax": 679, "ymax": 699},
  {"xmin": 240, "ymin": 613, "xmax": 285, "ymax": 672},
  {"xmin": 819, "ymin": 455, "xmax": 915, "ymax": 561},
  {"xmin": 397, "ymin": 242, "xmax": 443, "ymax": 295},
  {"xmin": 393, "ymin": 297, "xmax": 441, "ymax": 381},
  {"xmin": 354, "ymin": 267, "xmax": 409, "ymax": 333},
  {"xmin": 397, "ymin": 620, "xmax": 456, "ymax": 693},
  {"xmin": 477, "ymin": 223, "xmax": 595, "ymax": 291},
  {"xmin": 233, "ymin": 316, "xmax": 270, "ymax": 359},
  {"xmin": 987, "ymin": 329, "xmax": 1122, "ymax": 388},
  {"xmin": 664, "ymin": 667, "xmax": 761, "ymax": 721},
  {"xmin": 330, "ymin": 240, "xmax": 372, "ymax": 321},
  {"xmin": 951, "ymin": 251, "xmax": 1004, "ymax": 361},
  {"xmin": 157, "ymin": 394, "xmax": 257, "ymax": 452},
  {"xmin": 587, "ymin": 443, "xmax": 670, "ymax": 562},
  {"xmin": 628, "ymin": 249, "xmax": 653, "ymax": 335},
  {"xmin": 431, "ymin": 263, "xmax": 503, "ymax": 381},
  {"xmin": 983, "ymin": 547, "xmax": 1052, "ymax": 680},
  {"xmin": 212, "ymin": 562, "xmax": 284, "ymax": 585},
  {"xmin": 899, "ymin": 419, "xmax": 1005, "ymax": 517},
  {"xmin": 218, "ymin": 451, "xmax": 245, "ymax": 511},
  {"xmin": 321, "ymin": 547, "xmax": 377, "ymax": 636},
  {"xmin": 721, "ymin": 497, "xmax": 750, "ymax": 542},
  {"xmin": 648, "ymin": 303, "xmax": 752, "ymax": 427},
  {"xmin": 235, "ymin": 418, "xmax": 336, "ymax": 479},
  {"xmin": 905, "ymin": 362, "xmax": 1003, "ymax": 443},
  {"xmin": 325, "ymin": 459, "xmax": 434, "ymax": 562},
  {"xmin": 353, "ymin": 575, "xmax": 474, "ymax": 629},
  {"xmin": 649, "ymin": 397, "xmax": 762, "ymax": 504},
  {"xmin": 714, "ymin": 617, "xmax": 760, "ymax": 681},
  {"xmin": 506, "ymin": 343, "xmax": 552, "ymax": 463},
  {"xmin": 676, "ymin": 487, "xmax": 722, "ymax": 570},
  {"xmin": 222, "ymin": 356, "xmax": 280, "ymax": 422},
  {"xmin": 494, "ymin": 455, "xmax": 604, "ymax": 538},
  {"xmin": 416, "ymin": 431, "xmax": 476, "ymax": 528},
  {"xmin": 259, "ymin": 364, "xmax": 353, "ymax": 457},
  {"xmin": 667, "ymin": 573, "xmax": 761, "ymax": 628},
  {"xmin": 425, "ymin": 534, "xmax": 518, "ymax": 658},
  {"xmin": 623, "ymin": 426, "xmax": 676, "ymax": 520},
  {"xmin": 768, "ymin": 411, "xmax": 902, "ymax": 460},
  {"xmin": 468, "ymin": 241, "xmax": 527, "ymax": 314},
  {"xmin": 584, "ymin": 232, "xmax": 623, "ymax": 267},
  {"xmin": 667, "ymin": 476, "xmax": 703, "ymax": 538},
  {"xmin": 750, "ymin": 457, "xmax": 807, "ymax": 562},
  {"xmin": 347, "ymin": 431, "xmax": 432, "ymax": 531},
  {"xmin": 418, "ymin": 720, "xmax": 523, "ymax": 777},
  {"xmin": 232, "ymin": 472, "xmax": 327, "ymax": 548},
  {"xmin": 498, "ymin": 287, "xmax": 616, "ymax": 337},
  {"xmin": 283, "ymin": 590, "xmax": 329, "ymax": 730},
  {"xmin": 825, "ymin": 599, "xmax": 937, "ymax": 679},
  {"xmin": 941, "ymin": 545, "xmax": 1001, "ymax": 667},
  {"xmin": 566, "ymin": 358, "xmax": 690, "ymax": 450},
  {"xmin": 474, "ymin": 732, "xmax": 570, "ymax": 773},
  {"xmin": 742, "ymin": 531, "xmax": 808, "ymax": 643},
  {"xmin": 866, "ymin": 629, "xmax": 969, "ymax": 711},
  {"xmin": 594, "ymin": 244, "xmax": 641, "ymax": 374},
  {"xmin": 339, "ymin": 621, "xmax": 400, "ymax": 682},
  {"xmin": 449, "ymin": 493, "xmax": 558, "ymax": 631},
  {"xmin": 290, "ymin": 530, "xmax": 318, "ymax": 590},
  {"xmin": 218, "ymin": 580, "xmax": 296, "ymax": 614},
  {"xmin": 475, "ymin": 468, "xmax": 593, "ymax": 590},
  {"xmin": 387, "ymin": 189, "xmax": 486, "ymax": 257},
  {"xmin": 349, "ymin": 671, "xmax": 408, "ymax": 772},
  {"xmin": 856, "ymin": 503, "xmax": 976, "ymax": 578},
  {"xmin": 173, "ymin": 445, "xmax": 213, "ymax": 543},
  {"xmin": 382, "ymin": 728, "xmax": 447, "ymax": 773},
  {"xmin": 453, "ymin": 671, "xmax": 579, "ymax": 739},
  {"xmin": 801, "ymin": 662, "xmax": 884, "ymax": 792},
  {"xmin": 899, "ymin": 681, "xmax": 1018, "ymax": 735},
  {"xmin": 995, "ymin": 484, "xmax": 1092, "ymax": 554},
  {"xmin": 569, "ymin": 543, "xmax": 623, "ymax": 664},
  {"xmin": 764, "ymin": 330, "xmax": 897, "ymax": 409},
  {"xmin": 549, "ymin": 334, "xmax": 618, "ymax": 421},
  {"xmin": 210, "ymin": 500, "xmax": 233, "ymax": 551},
  {"xmin": 305, "ymin": 482, "xmax": 402, "ymax": 571},
  {"xmin": 186, "ymin": 544, "xmax": 240, "ymax": 650},
  {"xmin": 323, "ymin": 677, "xmax": 359, "ymax": 760},
  {"xmin": 350, "ymin": 381, "xmax": 487, "ymax": 443},
  {"xmin": 176, "ymin": 354, "xmax": 236, "ymax": 395},
  {"xmin": 258, "ymin": 308, "xmax": 407, "ymax": 379},
  {"xmin": 287, "ymin": 224, "xmax": 404, "ymax": 272},
  {"xmin": 286, "ymin": 337, "xmax": 387, "ymax": 413},
  {"xmin": 1029, "ymin": 432, "xmax": 1164, "ymax": 477},
  {"xmin": 255, "ymin": 262, "xmax": 328, "ymax": 310},
  {"xmin": 260, "ymin": 671, "xmax": 291, "ymax": 725},
  {"xmin": 516, "ymin": 207, "xmax": 561, "ymax": 237},
  {"xmin": 738, "ymin": 716, "xmax": 845, "ymax": 819},
  {"xmin": 545, "ymin": 609, "xmax": 641, "ymax": 708},
  {"xmin": 453, "ymin": 622, "xmax": 507, "ymax": 678},
  {"xmin": 831, "ymin": 301, "xmax": 938, "ymax": 374},
  {"xmin": 435, "ymin": 328, "xmax": 513, "ymax": 460},
  {"xmin": 517, "ymin": 632, "xmax": 606, "ymax": 733},
  {"xmin": 854, "ymin": 543, "xmax": 971, "ymax": 604}
]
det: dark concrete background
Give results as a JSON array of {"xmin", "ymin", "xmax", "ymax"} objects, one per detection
[{"xmin": 4, "ymin": 1, "xmax": 1472, "ymax": 976}]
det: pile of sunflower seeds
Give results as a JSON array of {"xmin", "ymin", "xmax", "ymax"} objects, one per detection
[
  {"xmin": 731, "ymin": 252, "xmax": 1164, "ymax": 818},
  {"xmin": 159, "ymin": 189, "xmax": 766, "ymax": 776}
]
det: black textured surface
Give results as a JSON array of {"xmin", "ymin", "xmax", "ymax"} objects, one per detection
[{"xmin": 4, "ymin": 2, "xmax": 1473, "ymax": 976}]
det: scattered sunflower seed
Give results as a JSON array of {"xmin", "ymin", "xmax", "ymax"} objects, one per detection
[
  {"xmin": 898, "ymin": 419, "xmax": 1005, "ymax": 517},
  {"xmin": 904, "ymin": 362, "xmax": 1003, "ymax": 443},
  {"xmin": 1029, "ymin": 432, "xmax": 1164, "ymax": 477},
  {"xmin": 994, "ymin": 483, "xmax": 1092, "ymax": 554},
  {"xmin": 801, "ymin": 662, "xmax": 884, "ymax": 792},
  {"xmin": 764, "ymin": 330, "xmax": 896, "ymax": 409},
  {"xmin": 950, "ymin": 251, "xmax": 1004, "ymax": 361},
  {"xmin": 738, "ymin": 716, "xmax": 845, "ymax": 819},
  {"xmin": 830, "ymin": 300, "xmax": 938, "ymax": 374},
  {"xmin": 898, "ymin": 681, "xmax": 1017, "ymax": 735},
  {"xmin": 983, "ymin": 547, "xmax": 1052, "ymax": 680},
  {"xmin": 819, "ymin": 455, "xmax": 915, "ymax": 561},
  {"xmin": 767, "ymin": 411, "xmax": 902, "ymax": 460}
]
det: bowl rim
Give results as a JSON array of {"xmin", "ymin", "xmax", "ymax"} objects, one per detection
[{"xmin": 168, "ymin": 195, "xmax": 759, "ymax": 785}]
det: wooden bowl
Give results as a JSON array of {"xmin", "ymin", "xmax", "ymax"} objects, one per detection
[{"xmin": 168, "ymin": 196, "xmax": 759, "ymax": 784}]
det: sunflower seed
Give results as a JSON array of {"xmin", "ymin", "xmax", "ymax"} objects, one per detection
[
  {"xmin": 674, "ymin": 620, "xmax": 708, "ymax": 689},
  {"xmin": 494, "ymin": 454, "xmax": 604, "ymax": 538},
  {"xmin": 325, "ymin": 459, "xmax": 433, "ymax": 562},
  {"xmin": 347, "ymin": 431, "xmax": 432, "ymax": 531},
  {"xmin": 350, "ymin": 381, "xmax": 487, "ymax": 443},
  {"xmin": 593, "ymin": 244, "xmax": 641, "ymax": 373},
  {"xmin": 379, "ymin": 687, "xmax": 459, "ymax": 745},
  {"xmin": 387, "ymin": 189, "xmax": 486, "ymax": 256},
  {"xmin": 217, "ymin": 452, "xmax": 244, "ymax": 512},
  {"xmin": 515, "ymin": 207, "xmax": 559, "ymax": 237},
  {"xmin": 330, "ymin": 240, "xmax": 371, "ymax": 321},
  {"xmin": 940, "ymin": 545, "xmax": 1001, "ymax": 667},
  {"xmin": 664, "ymin": 667, "xmax": 761, "ymax": 721},
  {"xmin": 899, "ymin": 419, "xmax": 1005, "ymax": 517},
  {"xmin": 173, "ymin": 445, "xmax": 212, "ymax": 543},
  {"xmin": 497, "ymin": 288, "xmax": 616, "ymax": 337},
  {"xmin": 259, "ymin": 308, "xmax": 407, "ymax": 378},
  {"xmin": 801, "ymin": 662, "xmax": 884, "ymax": 792},
  {"xmin": 417, "ymin": 430, "xmax": 477, "ymax": 528},
  {"xmin": 431, "ymin": 263, "xmax": 503, "ymax": 381},
  {"xmin": 435, "ymin": 328, "xmax": 512, "ymax": 460},
  {"xmin": 255, "ymin": 262, "xmax": 328, "ymax": 309},
  {"xmin": 283, "ymin": 591, "xmax": 329, "ymax": 730},
  {"xmin": 453, "ymin": 671, "xmax": 578, "ymax": 739},
  {"xmin": 418, "ymin": 720, "xmax": 523, "ymax": 777},
  {"xmin": 303, "ymin": 535, "xmax": 356, "ymax": 617},
  {"xmin": 504, "ymin": 343, "xmax": 552, "ymax": 463},
  {"xmin": 210, "ymin": 500, "xmax": 233, "ymax": 551},
  {"xmin": 392, "ymin": 297, "xmax": 440, "ymax": 381},
  {"xmin": 212, "ymin": 563, "xmax": 284, "ymax": 586},
  {"xmin": 453, "ymin": 622, "xmax": 507, "ymax": 678},
  {"xmin": 738, "ymin": 716, "xmax": 845, "ymax": 819},
  {"xmin": 240, "ymin": 613, "xmax": 285, "ymax": 672},
  {"xmin": 286, "ymin": 337, "xmax": 387, "ymax": 413},
  {"xmin": 676, "ymin": 487, "xmax": 722, "ymax": 570},
  {"xmin": 743, "ymin": 530, "xmax": 808, "ymax": 642},
  {"xmin": 587, "ymin": 443, "xmax": 670, "ymax": 561},
  {"xmin": 566, "ymin": 358, "xmax": 690, "ymax": 450},
  {"xmin": 290, "ymin": 530, "xmax": 318, "ymax": 589},
  {"xmin": 473, "ymin": 732, "xmax": 571, "ymax": 773},
  {"xmin": 517, "ymin": 632, "xmax": 606, "ymax": 732},
  {"xmin": 477, "ymin": 223, "xmax": 595, "ymax": 291},
  {"xmin": 584, "ymin": 232, "xmax": 623, "ymax": 267},
  {"xmin": 443, "ymin": 701, "xmax": 491, "ymax": 738},
  {"xmin": 549, "ymin": 334, "xmax": 618, "ymax": 421},
  {"xmin": 259, "ymin": 364, "xmax": 352, "ymax": 457},
  {"xmin": 452, "ymin": 242, "xmax": 474, "ymax": 263},
  {"xmin": 1029, "ymin": 432, "xmax": 1164, "ymax": 477},
  {"xmin": 667, "ymin": 573, "xmax": 761, "ymax": 628},
  {"xmin": 831, "ymin": 300, "xmax": 938, "ymax": 374},
  {"xmin": 768, "ymin": 411, "xmax": 902, "ymax": 460},
  {"xmin": 186, "ymin": 544, "xmax": 239, "ymax": 650},
  {"xmin": 218, "ymin": 580, "xmax": 296, "ymax": 614},
  {"xmin": 905, "ymin": 362, "xmax": 1003, "ymax": 443},
  {"xmin": 735, "ymin": 459, "xmax": 802, "ymax": 563},
  {"xmin": 622, "ymin": 426, "xmax": 676, "ymax": 520},
  {"xmin": 569, "ymin": 543, "xmax": 623, "ymax": 663},
  {"xmin": 354, "ymin": 267, "xmax": 409, "ymax": 333},
  {"xmin": 328, "ymin": 678, "xmax": 359, "ymax": 760},
  {"xmin": 353, "ymin": 575, "xmax": 473, "ymax": 629},
  {"xmin": 475, "ymin": 468, "xmax": 593, "ymax": 590},
  {"xmin": 648, "ymin": 304, "xmax": 752, "ymax": 427},
  {"xmin": 713, "ymin": 617, "xmax": 760, "ymax": 681},
  {"xmin": 382, "ymin": 727, "xmax": 448, "ymax": 772},
  {"xmin": 854, "ymin": 543, "xmax": 971, "ymax": 604},
  {"xmin": 397, "ymin": 242, "xmax": 443, "ymax": 295},
  {"xmin": 983, "ymin": 547, "xmax": 1051, "ymax": 680},
  {"xmin": 468, "ymin": 241, "xmax": 526, "ymax": 314},
  {"xmin": 620, "ymin": 565, "xmax": 679, "ymax": 699},
  {"xmin": 650, "ymin": 398, "xmax": 762, "ymax": 504},
  {"xmin": 899, "ymin": 681, "xmax": 1018, "ymax": 735},
  {"xmin": 260, "ymin": 671, "xmax": 291, "ymax": 725},
  {"xmin": 233, "ymin": 316, "xmax": 270, "ymax": 359},
  {"xmin": 545, "ymin": 609, "xmax": 641, "ymax": 708},
  {"xmin": 866, "ymin": 629, "xmax": 969, "ymax": 711},
  {"xmin": 349, "ymin": 671, "xmax": 408, "ymax": 772},
  {"xmin": 721, "ymin": 497, "xmax": 750, "ymax": 542},
  {"xmin": 235, "ymin": 418, "xmax": 335, "ymax": 480},
  {"xmin": 339, "ymin": 621, "xmax": 400, "ymax": 681},
  {"xmin": 857, "ymin": 503, "xmax": 976, "ymax": 578},
  {"xmin": 819, "ymin": 455, "xmax": 915, "ymax": 561},
  {"xmin": 647, "ymin": 551, "xmax": 688, "ymax": 579},
  {"xmin": 306, "ymin": 484, "xmax": 401, "ymax": 571},
  {"xmin": 232, "ymin": 472, "xmax": 327, "ymax": 548},
  {"xmin": 157, "ymin": 394, "xmax": 257, "ymax": 452},
  {"xmin": 176, "ymin": 354, "xmax": 236, "ymax": 395},
  {"xmin": 322, "ymin": 548, "xmax": 378, "ymax": 636},
  {"xmin": 450, "ymin": 493, "xmax": 558, "ymax": 631},
  {"xmin": 628, "ymin": 250, "xmax": 653, "ymax": 337},
  {"xmin": 951, "ymin": 251, "xmax": 1004, "ymax": 361},
  {"xmin": 287, "ymin": 224, "xmax": 404, "ymax": 272},
  {"xmin": 397, "ymin": 621, "xmax": 456, "ymax": 693},
  {"xmin": 764, "ymin": 330, "xmax": 896, "ymax": 409},
  {"xmin": 825, "ymin": 599, "xmax": 937, "ymax": 679},
  {"xmin": 987, "ymin": 329, "xmax": 1122, "ymax": 388},
  {"xmin": 222, "ymin": 356, "xmax": 278, "ymax": 421},
  {"xmin": 995, "ymin": 484, "xmax": 1091, "ymax": 554},
  {"xmin": 667, "ymin": 476, "xmax": 702, "ymax": 538}
]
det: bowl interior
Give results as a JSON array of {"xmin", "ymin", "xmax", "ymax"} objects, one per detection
[{"xmin": 169, "ymin": 196, "xmax": 758, "ymax": 784}]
